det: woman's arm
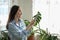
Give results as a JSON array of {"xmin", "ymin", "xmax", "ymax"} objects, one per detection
[{"xmin": 26, "ymin": 18, "xmax": 36, "ymax": 31}]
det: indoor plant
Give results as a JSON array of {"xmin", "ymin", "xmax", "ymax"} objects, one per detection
[
  {"xmin": 24, "ymin": 11, "xmax": 58, "ymax": 40},
  {"xmin": 24, "ymin": 11, "xmax": 42, "ymax": 40}
]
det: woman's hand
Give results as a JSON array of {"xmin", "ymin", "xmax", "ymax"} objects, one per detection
[
  {"xmin": 30, "ymin": 18, "xmax": 36, "ymax": 25},
  {"xmin": 26, "ymin": 18, "xmax": 36, "ymax": 31}
]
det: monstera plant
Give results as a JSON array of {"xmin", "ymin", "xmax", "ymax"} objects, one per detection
[
  {"xmin": 24, "ymin": 11, "xmax": 42, "ymax": 34},
  {"xmin": 24, "ymin": 11, "xmax": 58, "ymax": 40},
  {"xmin": 33, "ymin": 11, "xmax": 41, "ymax": 26},
  {"xmin": 24, "ymin": 11, "xmax": 42, "ymax": 26},
  {"xmin": 24, "ymin": 11, "xmax": 42, "ymax": 40}
]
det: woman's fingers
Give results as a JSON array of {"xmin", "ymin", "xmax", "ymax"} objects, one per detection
[{"xmin": 30, "ymin": 18, "xmax": 36, "ymax": 25}]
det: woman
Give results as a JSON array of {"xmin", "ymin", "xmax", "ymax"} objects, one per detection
[{"xmin": 6, "ymin": 5, "xmax": 35, "ymax": 40}]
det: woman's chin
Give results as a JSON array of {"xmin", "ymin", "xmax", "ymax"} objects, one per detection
[{"xmin": 19, "ymin": 16, "xmax": 21, "ymax": 19}]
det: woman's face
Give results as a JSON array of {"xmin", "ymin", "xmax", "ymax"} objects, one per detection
[{"xmin": 16, "ymin": 8, "xmax": 22, "ymax": 18}]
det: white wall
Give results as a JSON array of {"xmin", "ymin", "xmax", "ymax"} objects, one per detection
[{"xmin": 18, "ymin": 0, "xmax": 32, "ymax": 21}]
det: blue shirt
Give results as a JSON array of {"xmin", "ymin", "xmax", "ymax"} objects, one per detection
[{"xmin": 8, "ymin": 19, "xmax": 31, "ymax": 40}]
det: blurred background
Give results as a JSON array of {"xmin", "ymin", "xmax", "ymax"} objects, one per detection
[{"xmin": 0, "ymin": 0, "xmax": 60, "ymax": 40}]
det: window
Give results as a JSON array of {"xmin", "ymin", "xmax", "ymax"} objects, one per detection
[
  {"xmin": 33, "ymin": 0, "xmax": 60, "ymax": 35},
  {"xmin": 0, "ymin": 0, "xmax": 10, "ymax": 30}
]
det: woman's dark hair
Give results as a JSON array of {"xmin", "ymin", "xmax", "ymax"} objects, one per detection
[{"xmin": 6, "ymin": 5, "xmax": 19, "ymax": 29}]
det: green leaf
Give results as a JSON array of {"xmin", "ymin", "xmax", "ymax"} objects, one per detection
[
  {"xmin": 33, "ymin": 21, "xmax": 37, "ymax": 26},
  {"xmin": 33, "ymin": 11, "xmax": 42, "ymax": 26}
]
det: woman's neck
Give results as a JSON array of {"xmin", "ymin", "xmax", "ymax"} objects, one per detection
[
  {"xmin": 14, "ymin": 16, "xmax": 19, "ymax": 24},
  {"xmin": 14, "ymin": 17, "xmax": 20, "ymax": 26}
]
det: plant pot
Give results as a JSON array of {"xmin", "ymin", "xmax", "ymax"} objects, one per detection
[{"xmin": 27, "ymin": 34, "xmax": 34, "ymax": 40}]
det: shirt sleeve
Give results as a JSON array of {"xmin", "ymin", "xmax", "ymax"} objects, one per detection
[
  {"xmin": 21, "ymin": 19, "xmax": 32, "ymax": 36},
  {"xmin": 23, "ymin": 29, "xmax": 32, "ymax": 36}
]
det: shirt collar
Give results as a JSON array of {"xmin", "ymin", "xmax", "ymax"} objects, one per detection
[{"xmin": 12, "ymin": 19, "xmax": 21, "ymax": 25}]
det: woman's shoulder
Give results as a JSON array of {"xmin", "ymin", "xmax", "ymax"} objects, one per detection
[
  {"xmin": 8, "ymin": 22, "xmax": 16, "ymax": 30},
  {"xmin": 8, "ymin": 22, "xmax": 14, "ymax": 27},
  {"xmin": 8, "ymin": 21, "xmax": 15, "ymax": 27}
]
